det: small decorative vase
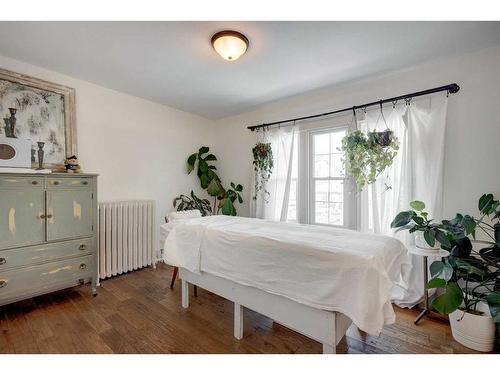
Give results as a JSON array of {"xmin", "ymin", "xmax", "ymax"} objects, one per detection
[{"xmin": 36, "ymin": 142, "xmax": 45, "ymax": 170}]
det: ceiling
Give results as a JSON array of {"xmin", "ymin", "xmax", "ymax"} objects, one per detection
[{"xmin": 0, "ymin": 21, "xmax": 499, "ymax": 119}]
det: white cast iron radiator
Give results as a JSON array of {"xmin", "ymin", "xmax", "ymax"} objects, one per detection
[{"xmin": 98, "ymin": 200, "xmax": 156, "ymax": 280}]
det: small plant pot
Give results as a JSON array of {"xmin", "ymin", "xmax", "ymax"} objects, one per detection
[
  {"xmin": 449, "ymin": 309, "xmax": 495, "ymax": 352},
  {"xmin": 414, "ymin": 231, "xmax": 440, "ymax": 251},
  {"xmin": 368, "ymin": 130, "xmax": 393, "ymax": 147}
]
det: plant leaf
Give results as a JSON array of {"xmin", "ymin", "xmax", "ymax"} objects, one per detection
[
  {"xmin": 221, "ymin": 198, "xmax": 236, "ymax": 216},
  {"xmin": 424, "ymin": 229, "xmax": 436, "ymax": 247},
  {"xmin": 199, "ymin": 160, "xmax": 208, "ymax": 173},
  {"xmin": 198, "ymin": 146, "xmax": 209, "ymax": 156},
  {"xmin": 187, "ymin": 153, "xmax": 197, "ymax": 174},
  {"xmin": 391, "ymin": 211, "xmax": 414, "ymax": 228},
  {"xmin": 431, "ymin": 282, "xmax": 463, "ymax": 315},
  {"xmin": 478, "ymin": 193, "xmax": 493, "ymax": 213},
  {"xmin": 207, "ymin": 178, "xmax": 224, "ymax": 197},
  {"xmin": 427, "ymin": 278, "xmax": 446, "ymax": 289},
  {"xmin": 410, "ymin": 200, "xmax": 425, "ymax": 211},
  {"xmin": 430, "ymin": 261, "xmax": 444, "ymax": 279},
  {"xmin": 203, "ymin": 154, "xmax": 217, "ymax": 161}
]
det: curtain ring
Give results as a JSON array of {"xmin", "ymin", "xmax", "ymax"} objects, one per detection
[
  {"xmin": 392, "ymin": 100, "xmax": 397, "ymax": 109},
  {"xmin": 405, "ymin": 97, "xmax": 412, "ymax": 106},
  {"xmin": 363, "ymin": 107, "xmax": 367, "ymax": 114}
]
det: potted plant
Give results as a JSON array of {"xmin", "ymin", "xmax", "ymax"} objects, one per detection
[
  {"xmin": 368, "ymin": 129, "xmax": 394, "ymax": 147},
  {"xmin": 173, "ymin": 191, "xmax": 212, "ymax": 217},
  {"xmin": 391, "ymin": 194, "xmax": 500, "ymax": 352},
  {"xmin": 187, "ymin": 146, "xmax": 244, "ymax": 216},
  {"xmin": 252, "ymin": 142, "xmax": 273, "ymax": 202},
  {"xmin": 340, "ymin": 130, "xmax": 399, "ymax": 191}
]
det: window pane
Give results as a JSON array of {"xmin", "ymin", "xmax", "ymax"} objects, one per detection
[
  {"xmin": 314, "ymin": 133, "xmax": 330, "ymax": 154},
  {"xmin": 329, "ymin": 180, "xmax": 343, "ymax": 203},
  {"xmin": 315, "ymin": 201, "xmax": 329, "ymax": 224},
  {"xmin": 314, "ymin": 154, "xmax": 329, "ymax": 177},
  {"xmin": 330, "ymin": 153, "xmax": 345, "ymax": 177},
  {"xmin": 330, "ymin": 130, "xmax": 346, "ymax": 151},
  {"xmin": 329, "ymin": 202, "xmax": 343, "ymax": 226},
  {"xmin": 315, "ymin": 180, "xmax": 328, "ymax": 202}
]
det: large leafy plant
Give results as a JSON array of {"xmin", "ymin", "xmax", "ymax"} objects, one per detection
[
  {"xmin": 252, "ymin": 142, "xmax": 273, "ymax": 202},
  {"xmin": 340, "ymin": 130, "xmax": 399, "ymax": 191},
  {"xmin": 391, "ymin": 195, "xmax": 500, "ymax": 324},
  {"xmin": 187, "ymin": 146, "xmax": 243, "ymax": 216},
  {"xmin": 173, "ymin": 191, "xmax": 212, "ymax": 217}
]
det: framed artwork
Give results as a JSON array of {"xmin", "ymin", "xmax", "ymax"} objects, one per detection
[{"xmin": 0, "ymin": 68, "xmax": 76, "ymax": 171}]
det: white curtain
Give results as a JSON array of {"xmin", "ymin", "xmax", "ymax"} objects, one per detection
[
  {"xmin": 359, "ymin": 93, "xmax": 448, "ymax": 306},
  {"xmin": 251, "ymin": 126, "xmax": 296, "ymax": 221}
]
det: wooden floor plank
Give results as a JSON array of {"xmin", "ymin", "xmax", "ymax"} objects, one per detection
[{"xmin": 0, "ymin": 263, "xmax": 491, "ymax": 354}]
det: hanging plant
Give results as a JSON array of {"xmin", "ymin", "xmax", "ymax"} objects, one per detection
[
  {"xmin": 340, "ymin": 106, "xmax": 399, "ymax": 191},
  {"xmin": 341, "ymin": 130, "xmax": 399, "ymax": 191},
  {"xmin": 252, "ymin": 142, "xmax": 274, "ymax": 202}
]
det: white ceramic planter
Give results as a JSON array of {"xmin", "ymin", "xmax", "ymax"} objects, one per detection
[
  {"xmin": 449, "ymin": 309, "xmax": 495, "ymax": 352},
  {"xmin": 414, "ymin": 231, "xmax": 441, "ymax": 251}
]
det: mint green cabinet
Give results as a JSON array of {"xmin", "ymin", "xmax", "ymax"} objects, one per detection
[
  {"xmin": 0, "ymin": 173, "xmax": 98, "ymax": 307},
  {"xmin": 47, "ymin": 190, "xmax": 94, "ymax": 241},
  {"xmin": 0, "ymin": 189, "xmax": 45, "ymax": 249}
]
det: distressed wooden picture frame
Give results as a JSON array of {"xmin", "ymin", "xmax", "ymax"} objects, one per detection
[{"xmin": 0, "ymin": 68, "xmax": 76, "ymax": 171}]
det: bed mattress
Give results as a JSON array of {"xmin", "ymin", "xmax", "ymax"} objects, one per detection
[{"xmin": 163, "ymin": 215, "xmax": 410, "ymax": 335}]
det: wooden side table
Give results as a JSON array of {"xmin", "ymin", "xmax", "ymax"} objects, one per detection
[{"xmin": 407, "ymin": 246, "xmax": 450, "ymax": 324}]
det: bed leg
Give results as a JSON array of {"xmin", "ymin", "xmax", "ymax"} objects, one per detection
[
  {"xmin": 234, "ymin": 303, "xmax": 244, "ymax": 340},
  {"xmin": 322, "ymin": 344, "xmax": 336, "ymax": 354},
  {"xmin": 181, "ymin": 279, "xmax": 189, "ymax": 308}
]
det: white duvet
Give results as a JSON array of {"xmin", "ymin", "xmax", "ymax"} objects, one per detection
[{"xmin": 163, "ymin": 215, "xmax": 410, "ymax": 335}]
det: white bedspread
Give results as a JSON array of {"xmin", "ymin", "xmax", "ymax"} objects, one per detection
[{"xmin": 163, "ymin": 215, "xmax": 409, "ymax": 335}]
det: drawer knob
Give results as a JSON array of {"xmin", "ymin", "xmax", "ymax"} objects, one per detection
[
  {"xmin": 82, "ymin": 181, "xmax": 89, "ymax": 185},
  {"xmin": 79, "ymin": 244, "xmax": 86, "ymax": 251},
  {"xmin": 0, "ymin": 258, "xmax": 6, "ymax": 265},
  {"xmin": 46, "ymin": 214, "xmax": 53, "ymax": 219},
  {"xmin": 53, "ymin": 181, "xmax": 60, "ymax": 185},
  {"xmin": 31, "ymin": 180, "xmax": 38, "ymax": 185},
  {"xmin": 0, "ymin": 280, "xmax": 6, "ymax": 288},
  {"xmin": 79, "ymin": 263, "xmax": 87, "ymax": 270},
  {"xmin": 39, "ymin": 214, "xmax": 46, "ymax": 219}
]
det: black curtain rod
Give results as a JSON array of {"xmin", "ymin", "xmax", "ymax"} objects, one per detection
[{"xmin": 247, "ymin": 83, "xmax": 460, "ymax": 131}]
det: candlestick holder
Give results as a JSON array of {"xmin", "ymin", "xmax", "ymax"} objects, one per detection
[
  {"xmin": 7, "ymin": 108, "xmax": 17, "ymax": 138},
  {"xmin": 36, "ymin": 142, "xmax": 45, "ymax": 170}
]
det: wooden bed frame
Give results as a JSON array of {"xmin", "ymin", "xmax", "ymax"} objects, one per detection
[{"xmin": 179, "ymin": 268, "xmax": 352, "ymax": 354}]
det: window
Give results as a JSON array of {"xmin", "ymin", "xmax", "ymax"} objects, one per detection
[{"xmin": 309, "ymin": 127, "xmax": 353, "ymax": 227}]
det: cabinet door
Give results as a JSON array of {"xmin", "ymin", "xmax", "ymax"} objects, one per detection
[
  {"xmin": 0, "ymin": 189, "xmax": 45, "ymax": 249},
  {"xmin": 46, "ymin": 190, "xmax": 94, "ymax": 241}
]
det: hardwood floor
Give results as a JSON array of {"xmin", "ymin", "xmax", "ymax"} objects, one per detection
[{"xmin": 0, "ymin": 263, "xmax": 485, "ymax": 354}]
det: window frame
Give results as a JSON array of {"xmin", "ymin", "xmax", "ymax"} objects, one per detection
[{"xmin": 307, "ymin": 126, "xmax": 357, "ymax": 229}]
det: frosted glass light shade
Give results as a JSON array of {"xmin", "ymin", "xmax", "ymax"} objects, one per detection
[{"xmin": 211, "ymin": 31, "xmax": 249, "ymax": 61}]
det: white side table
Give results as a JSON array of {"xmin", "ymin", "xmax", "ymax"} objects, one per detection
[{"xmin": 407, "ymin": 246, "xmax": 450, "ymax": 324}]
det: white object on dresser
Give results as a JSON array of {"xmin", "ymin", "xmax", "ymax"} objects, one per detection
[
  {"xmin": 0, "ymin": 137, "xmax": 32, "ymax": 168},
  {"xmin": 98, "ymin": 200, "xmax": 156, "ymax": 281}
]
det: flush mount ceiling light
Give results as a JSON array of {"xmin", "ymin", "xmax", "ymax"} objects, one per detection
[{"xmin": 211, "ymin": 30, "xmax": 249, "ymax": 61}]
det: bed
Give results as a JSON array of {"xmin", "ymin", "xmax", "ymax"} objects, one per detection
[{"xmin": 163, "ymin": 215, "xmax": 410, "ymax": 354}]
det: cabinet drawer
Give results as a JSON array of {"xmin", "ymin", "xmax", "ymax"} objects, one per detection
[
  {"xmin": 0, "ymin": 255, "xmax": 94, "ymax": 302},
  {"xmin": 47, "ymin": 177, "xmax": 92, "ymax": 189},
  {"xmin": 0, "ymin": 176, "xmax": 44, "ymax": 189},
  {"xmin": 0, "ymin": 238, "xmax": 94, "ymax": 270}
]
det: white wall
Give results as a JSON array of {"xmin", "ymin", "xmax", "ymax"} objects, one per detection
[
  {"xmin": 214, "ymin": 46, "xmax": 500, "ymax": 219},
  {"xmin": 0, "ymin": 55, "xmax": 216, "ymax": 241}
]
